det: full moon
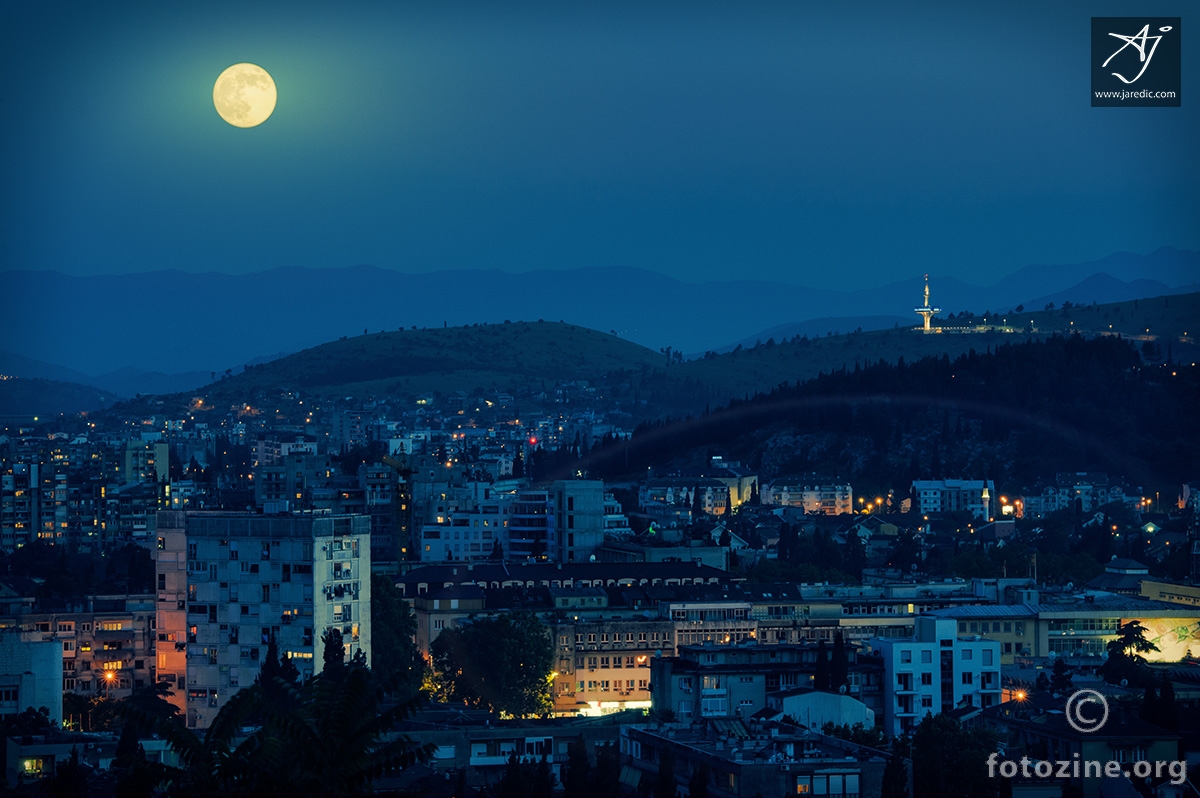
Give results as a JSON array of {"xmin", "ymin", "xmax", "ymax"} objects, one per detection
[{"xmin": 213, "ymin": 63, "xmax": 277, "ymax": 128}]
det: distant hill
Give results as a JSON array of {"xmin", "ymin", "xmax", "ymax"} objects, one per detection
[
  {"xmin": 2, "ymin": 247, "xmax": 1195, "ymax": 377},
  {"xmin": 182, "ymin": 293, "xmax": 1198, "ymax": 418},
  {"xmin": 0, "ymin": 377, "xmax": 114, "ymax": 419},
  {"xmin": 579, "ymin": 334, "xmax": 1200, "ymax": 495},
  {"xmin": 206, "ymin": 321, "xmax": 667, "ymax": 401},
  {"xmin": 0, "ymin": 350, "xmax": 94, "ymax": 385},
  {"xmin": 704, "ymin": 315, "xmax": 913, "ymax": 355}
]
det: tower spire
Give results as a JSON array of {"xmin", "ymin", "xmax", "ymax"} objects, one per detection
[{"xmin": 914, "ymin": 274, "xmax": 941, "ymax": 333}]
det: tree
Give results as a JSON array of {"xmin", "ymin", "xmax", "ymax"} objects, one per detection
[
  {"xmin": 831, "ymin": 631, "xmax": 849, "ymax": 691},
  {"xmin": 496, "ymin": 751, "xmax": 526, "ymax": 798},
  {"xmin": 562, "ymin": 740, "xmax": 592, "ymax": 798},
  {"xmin": 593, "ymin": 742, "xmax": 622, "ymax": 798},
  {"xmin": 912, "ymin": 713, "xmax": 999, "ymax": 798},
  {"xmin": 654, "ymin": 746, "xmax": 678, "ymax": 798},
  {"xmin": 147, "ymin": 656, "xmax": 433, "ymax": 797},
  {"xmin": 881, "ymin": 753, "xmax": 910, "ymax": 798},
  {"xmin": 687, "ymin": 762, "xmax": 711, "ymax": 798},
  {"xmin": 1158, "ymin": 674, "xmax": 1178, "ymax": 732},
  {"xmin": 1099, "ymin": 620, "xmax": 1159, "ymax": 687},
  {"xmin": 430, "ymin": 612, "xmax": 553, "ymax": 717},
  {"xmin": 1049, "ymin": 658, "xmax": 1073, "ymax": 692},
  {"xmin": 42, "ymin": 745, "xmax": 89, "ymax": 798},
  {"xmin": 1141, "ymin": 685, "xmax": 1158, "ymax": 725},
  {"xmin": 814, "ymin": 640, "xmax": 831, "ymax": 691},
  {"xmin": 370, "ymin": 574, "xmax": 424, "ymax": 699},
  {"xmin": 322, "ymin": 627, "xmax": 346, "ymax": 678},
  {"xmin": 532, "ymin": 755, "xmax": 556, "ymax": 798}
]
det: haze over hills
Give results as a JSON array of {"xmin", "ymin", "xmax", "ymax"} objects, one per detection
[{"xmin": 1, "ymin": 247, "xmax": 1195, "ymax": 394}]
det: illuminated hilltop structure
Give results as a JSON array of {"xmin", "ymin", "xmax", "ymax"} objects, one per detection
[{"xmin": 914, "ymin": 274, "xmax": 941, "ymax": 333}]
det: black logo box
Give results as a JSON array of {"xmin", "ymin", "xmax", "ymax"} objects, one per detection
[{"xmin": 1092, "ymin": 17, "xmax": 1181, "ymax": 107}]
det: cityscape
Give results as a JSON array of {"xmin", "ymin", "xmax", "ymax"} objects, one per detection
[{"xmin": 1, "ymin": 2, "xmax": 1198, "ymax": 798}]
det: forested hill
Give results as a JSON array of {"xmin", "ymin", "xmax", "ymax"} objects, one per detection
[{"xmin": 573, "ymin": 334, "xmax": 1198, "ymax": 493}]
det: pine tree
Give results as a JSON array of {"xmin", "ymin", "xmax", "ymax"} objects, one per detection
[
  {"xmin": 562, "ymin": 740, "xmax": 592, "ymax": 798},
  {"xmin": 655, "ymin": 746, "xmax": 678, "ymax": 798},
  {"xmin": 1049, "ymin": 658, "xmax": 1073, "ymax": 692},
  {"xmin": 831, "ymin": 631, "xmax": 849, "ymax": 691},
  {"xmin": 688, "ymin": 762, "xmax": 711, "ymax": 798},
  {"xmin": 814, "ymin": 640, "xmax": 831, "ymax": 691},
  {"xmin": 1158, "ymin": 675, "xmax": 1178, "ymax": 732},
  {"xmin": 881, "ymin": 753, "xmax": 909, "ymax": 798},
  {"xmin": 322, "ymin": 627, "xmax": 346, "ymax": 678},
  {"xmin": 1141, "ymin": 685, "xmax": 1158, "ymax": 724}
]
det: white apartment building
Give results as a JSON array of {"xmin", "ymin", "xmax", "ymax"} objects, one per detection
[
  {"xmin": 911, "ymin": 479, "xmax": 996, "ymax": 520},
  {"xmin": 155, "ymin": 510, "xmax": 371, "ymax": 730},
  {"xmin": 762, "ymin": 477, "xmax": 854, "ymax": 515},
  {"xmin": 871, "ymin": 616, "xmax": 1001, "ymax": 736}
]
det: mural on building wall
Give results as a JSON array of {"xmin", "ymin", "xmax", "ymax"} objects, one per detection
[{"xmin": 1131, "ymin": 618, "xmax": 1200, "ymax": 662}]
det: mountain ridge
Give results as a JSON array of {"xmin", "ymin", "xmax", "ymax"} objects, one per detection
[{"xmin": 2, "ymin": 247, "xmax": 1195, "ymax": 381}]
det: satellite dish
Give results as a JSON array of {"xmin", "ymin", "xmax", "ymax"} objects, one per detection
[
  {"xmin": 1120, "ymin": 679, "xmax": 1129, "ymax": 687},
  {"xmin": 1066, "ymin": 582, "xmax": 1074, "ymax": 590},
  {"xmin": 1047, "ymin": 651, "xmax": 1056, "ymax": 659},
  {"xmin": 910, "ymin": 564, "xmax": 917, "ymax": 572},
  {"xmin": 838, "ymin": 685, "xmax": 847, "ymax": 694},
  {"xmin": 589, "ymin": 554, "xmax": 596, "ymax": 562}
]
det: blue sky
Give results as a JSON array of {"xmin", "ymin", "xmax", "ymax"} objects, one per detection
[{"xmin": 2, "ymin": 1, "xmax": 1196, "ymax": 290}]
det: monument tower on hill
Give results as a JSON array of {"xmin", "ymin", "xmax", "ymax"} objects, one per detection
[{"xmin": 914, "ymin": 274, "xmax": 941, "ymax": 333}]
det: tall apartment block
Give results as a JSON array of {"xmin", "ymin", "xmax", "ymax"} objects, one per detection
[{"xmin": 155, "ymin": 511, "xmax": 371, "ymax": 729}]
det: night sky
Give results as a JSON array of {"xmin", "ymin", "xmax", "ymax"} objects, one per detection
[{"xmin": 2, "ymin": 1, "xmax": 1196, "ymax": 291}]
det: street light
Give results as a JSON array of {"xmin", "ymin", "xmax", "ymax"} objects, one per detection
[{"xmin": 103, "ymin": 670, "xmax": 115, "ymax": 699}]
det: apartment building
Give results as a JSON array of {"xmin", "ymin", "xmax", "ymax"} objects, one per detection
[
  {"xmin": 911, "ymin": 479, "xmax": 996, "ymax": 520},
  {"xmin": 155, "ymin": 510, "xmax": 371, "ymax": 729},
  {"xmin": 763, "ymin": 477, "xmax": 854, "ymax": 515},
  {"xmin": 871, "ymin": 616, "xmax": 1001, "ymax": 736},
  {"xmin": 549, "ymin": 612, "xmax": 673, "ymax": 717},
  {"xmin": 3, "ymin": 594, "xmax": 157, "ymax": 703}
]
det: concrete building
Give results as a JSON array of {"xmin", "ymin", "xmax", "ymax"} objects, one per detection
[
  {"xmin": 507, "ymin": 489, "xmax": 553, "ymax": 560},
  {"xmin": 0, "ymin": 628, "xmax": 62, "ymax": 727},
  {"xmin": 871, "ymin": 616, "xmax": 1001, "ymax": 736},
  {"xmin": 551, "ymin": 480, "xmax": 608, "ymax": 563},
  {"xmin": 651, "ymin": 642, "xmax": 883, "ymax": 724},
  {"xmin": 927, "ymin": 595, "xmax": 1200, "ymax": 663},
  {"xmin": 155, "ymin": 510, "xmax": 371, "ymax": 730},
  {"xmin": 763, "ymin": 477, "xmax": 854, "ymax": 515},
  {"xmin": 2, "ymin": 594, "xmax": 157, "ymax": 705},
  {"xmin": 1020, "ymin": 472, "xmax": 1139, "ymax": 518},
  {"xmin": 549, "ymin": 613, "xmax": 670, "ymax": 717},
  {"xmin": 763, "ymin": 689, "xmax": 875, "ymax": 731},
  {"xmin": 620, "ymin": 721, "xmax": 891, "ymax": 798},
  {"xmin": 122, "ymin": 439, "xmax": 169, "ymax": 485},
  {"xmin": 911, "ymin": 479, "xmax": 996, "ymax": 520}
]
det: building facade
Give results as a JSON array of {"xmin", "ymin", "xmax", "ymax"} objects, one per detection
[
  {"xmin": 155, "ymin": 510, "xmax": 371, "ymax": 729},
  {"xmin": 871, "ymin": 616, "xmax": 1001, "ymax": 736}
]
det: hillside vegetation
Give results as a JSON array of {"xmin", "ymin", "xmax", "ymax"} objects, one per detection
[
  {"xmin": 193, "ymin": 294, "xmax": 1197, "ymax": 416},
  {"xmin": 208, "ymin": 321, "xmax": 664, "ymax": 399},
  {"xmin": 577, "ymin": 333, "xmax": 1199, "ymax": 495}
]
